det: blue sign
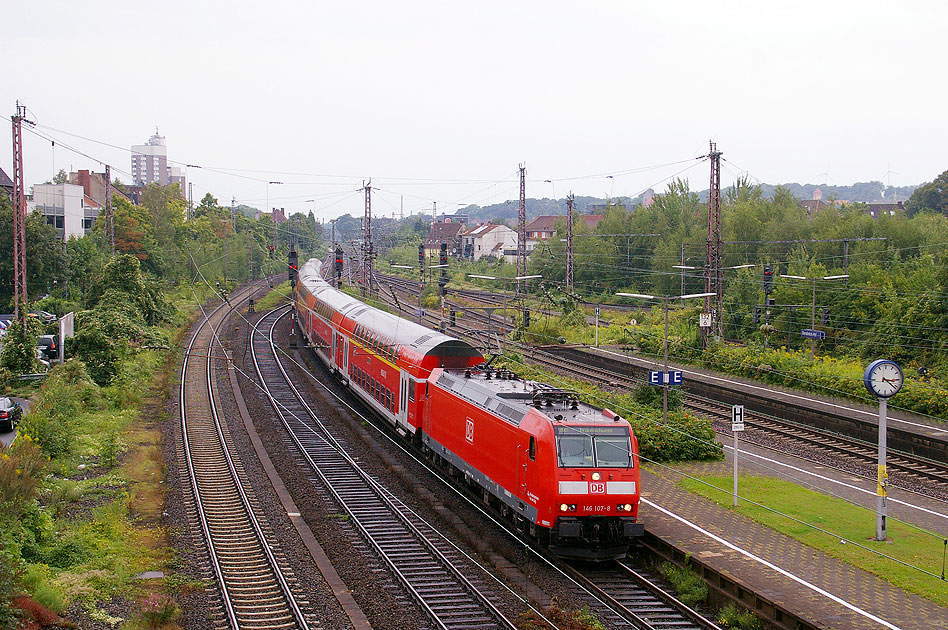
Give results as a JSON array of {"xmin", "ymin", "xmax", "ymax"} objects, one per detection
[
  {"xmin": 649, "ymin": 370, "xmax": 683, "ymax": 386},
  {"xmin": 801, "ymin": 328, "xmax": 826, "ymax": 340}
]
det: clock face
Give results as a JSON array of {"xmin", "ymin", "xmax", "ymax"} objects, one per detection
[{"xmin": 868, "ymin": 361, "xmax": 903, "ymax": 398}]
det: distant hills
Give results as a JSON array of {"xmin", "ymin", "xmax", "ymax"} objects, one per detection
[{"xmin": 456, "ymin": 180, "xmax": 918, "ymax": 224}]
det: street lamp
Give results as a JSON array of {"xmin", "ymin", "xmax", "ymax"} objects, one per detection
[
  {"xmin": 544, "ymin": 179, "xmax": 556, "ymax": 201},
  {"xmin": 780, "ymin": 273, "xmax": 849, "ymax": 357},
  {"xmin": 617, "ymin": 291, "xmax": 715, "ymax": 423}
]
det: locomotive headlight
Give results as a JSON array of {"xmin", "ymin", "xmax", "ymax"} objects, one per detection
[
  {"xmin": 624, "ymin": 503, "xmax": 633, "ymax": 512},
  {"xmin": 617, "ymin": 503, "xmax": 633, "ymax": 512},
  {"xmin": 591, "ymin": 472, "xmax": 601, "ymax": 481},
  {"xmin": 560, "ymin": 503, "xmax": 569, "ymax": 512}
]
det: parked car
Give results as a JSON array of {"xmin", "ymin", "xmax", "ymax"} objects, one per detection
[
  {"xmin": 29, "ymin": 311, "xmax": 57, "ymax": 324},
  {"xmin": 0, "ymin": 397, "xmax": 23, "ymax": 432},
  {"xmin": 37, "ymin": 335, "xmax": 58, "ymax": 361}
]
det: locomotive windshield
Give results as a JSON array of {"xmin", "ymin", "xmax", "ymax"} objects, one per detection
[{"xmin": 554, "ymin": 425, "xmax": 632, "ymax": 468}]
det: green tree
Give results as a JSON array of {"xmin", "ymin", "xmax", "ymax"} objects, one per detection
[
  {"xmin": 905, "ymin": 169, "xmax": 948, "ymax": 217},
  {"xmin": 0, "ymin": 196, "xmax": 67, "ymax": 309}
]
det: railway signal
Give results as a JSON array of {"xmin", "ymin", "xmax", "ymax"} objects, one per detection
[
  {"xmin": 763, "ymin": 264, "xmax": 774, "ymax": 294},
  {"xmin": 821, "ymin": 306, "xmax": 830, "ymax": 325},
  {"xmin": 753, "ymin": 305, "xmax": 761, "ymax": 324},
  {"xmin": 288, "ymin": 250, "xmax": 298, "ymax": 286},
  {"xmin": 268, "ymin": 244, "xmax": 275, "ymax": 259},
  {"xmin": 334, "ymin": 247, "xmax": 344, "ymax": 286}
]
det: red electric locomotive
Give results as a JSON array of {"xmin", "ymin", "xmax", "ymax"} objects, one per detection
[{"xmin": 295, "ymin": 258, "xmax": 644, "ymax": 558}]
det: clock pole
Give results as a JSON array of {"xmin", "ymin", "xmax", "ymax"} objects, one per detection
[{"xmin": 876, "ymin": 395, "xmax": 888, "ymax": 541}]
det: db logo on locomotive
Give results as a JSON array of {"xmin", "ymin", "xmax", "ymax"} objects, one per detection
[{"xmin": 589, "ymin": 482, "xmax": 606, "ymax": 494}]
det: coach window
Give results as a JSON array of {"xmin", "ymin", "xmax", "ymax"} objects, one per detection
[
  {"xmin": 408, "ymin": 381, "xmax": 415, "ymax": 403},
  {"xmin": 529, "ymin": 436, "xmax": 536, "ymax": 461}
]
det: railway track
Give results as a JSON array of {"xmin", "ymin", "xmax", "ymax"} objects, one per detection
[
  {"xmin": 181, "ymin": 286, "xmax": 311, "ymax": 630},
  {"xmin": 249, "ymin": 306, "xmax": 518, "ymax": 630},
  {"xmin": 371, "ymin": 276, "xmax": 948, "ymax": 491},
  {"xmin": 569, "ymin": 558, "xmax": 717, "ymax": 630}
]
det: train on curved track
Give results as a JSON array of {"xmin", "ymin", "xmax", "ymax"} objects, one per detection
[{"xmin": 293, "ymin": 258, "xmax": 644, "ymax": 559}]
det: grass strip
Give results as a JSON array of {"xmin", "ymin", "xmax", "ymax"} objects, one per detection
[{"xmin": 679, "ymin": 474, "xmax": 948, "ymax": 607}]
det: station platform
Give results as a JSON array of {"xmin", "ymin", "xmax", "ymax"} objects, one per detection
[{"xmin": 640, "ymin": 462, "xmax": 948, "ymax": 630}]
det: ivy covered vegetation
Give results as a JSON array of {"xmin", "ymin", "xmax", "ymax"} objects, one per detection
[{"xmin": 0, "ymin": 184, "xmax": 323, "ymax": 627}]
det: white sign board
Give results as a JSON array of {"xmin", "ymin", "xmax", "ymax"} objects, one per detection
[
  {"xmin": 699, "ymin": 313, "xmax": 712, "ymax": 328},
  {"xmin": 731, "ymin": 404, "xmax": 745, "ymax": 432},
  {"xmin": 59, "ymin": 312, "xmax": 75, "ymax": 363}
]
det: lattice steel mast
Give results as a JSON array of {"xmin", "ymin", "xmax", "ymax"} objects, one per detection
[
  {"xmin": 517, "ymin": 163, "xmax": 526, "ymax": 292},
  {"xmin": 11, "ymin": 101, "xmax": 33, "ymax": 325},
  {"xmin": 105, "ymin": 164, "xmax": 115, "ymax": 254},
  {"xmin": 703, "ymin": 141, "xmax": 723, "ymax": 343},
  {"xmin": 566, "ymin": 192, "xmax": 574, "ymax": 292},
  {"xmin": 363, "ymin": 179, "xmax": 374, "ymax": 290}
]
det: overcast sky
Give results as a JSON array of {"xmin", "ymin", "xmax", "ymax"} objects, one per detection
[{"xmin": 2, "ymin": 0, "xmax": 945, "ymax": 220}]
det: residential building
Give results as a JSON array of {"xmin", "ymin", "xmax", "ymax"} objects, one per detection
[
  {"xmin": 523, "ymin": 214, "xmax": 605, "ymax": 251},
  {"xmin": 866, "ymin": 202, "xmax": 904, "ymax": 218},
  {"xmin": 0, "ymin": 167, "xmax": 13, "ymax": 200},
  {"xmin": 131, "ymin": 130, "xmax": 187, "ymax": 195},
  {"xmin": 423, "ymin": 221, "xmax": 465, "ymax": 259},
  {"xmin": 68, "ymin": 169, "xmax": 130, "ymax": 207},
  {"xmin": 460, "ymin": 223, "xmax": 518, "ymax": 263},
  {"xmin": 30, "ymin": 183, "xmax": 100, "ymax": 241}
]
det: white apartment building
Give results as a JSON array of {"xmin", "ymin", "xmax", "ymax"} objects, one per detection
[
  {"xmin": 131, "ymin": 131, "xmax": 170, "ymax": 186},
  {"xmin": 460, "ymin": 223, "xmax": 519, "ymax": 263},
  {"xmin": 31, "ymin": 183, "xmax": 99, "ymax": 241}
]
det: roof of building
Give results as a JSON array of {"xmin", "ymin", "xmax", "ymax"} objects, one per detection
[
  {"xmin": 461, "ymin": 223, "xmax": 506, "ymax": 238},
  {"xmin": 424, "ymin": 221, "xmax": 464, "ymax": 247},
  {"xmin": 0, "ymin": 167, "xmax": 13, "ymax": 190},
  {"xmin": 524, "ymin": 214, "xmax": 605, "ymax": 234},
  {"xmin": 524, "ymin": 215, "xmax": 559, "ymax": 233},
  {"xmin": 581, "ymin": 214, "xmax": 605, "ymax": 228}
]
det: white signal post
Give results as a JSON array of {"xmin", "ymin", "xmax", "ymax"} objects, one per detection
[{"xmin": 731, "ymin": 404, "xmax": 745, "ymax": 507}]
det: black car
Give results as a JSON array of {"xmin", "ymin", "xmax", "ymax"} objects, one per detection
[
  {"xmin": 37, "ymin": 335, "xmax": 58, "ymax": 361},
  {"xmin": 0, "ymin": 397, "xmax": 23, "ymax": 432}
]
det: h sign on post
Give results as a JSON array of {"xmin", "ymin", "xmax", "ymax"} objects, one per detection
[{"xmin": 731, "ymin": 405, "xmax": 745, "ymax": 432}]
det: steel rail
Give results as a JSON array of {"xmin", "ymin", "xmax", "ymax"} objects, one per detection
[
  {"xmin": 181, "ymin": 285, "xmax": 308, "ymax": 629},
  {"xmin": 250, "ymin": 306, "xmax": 516, "ymax": 630}
]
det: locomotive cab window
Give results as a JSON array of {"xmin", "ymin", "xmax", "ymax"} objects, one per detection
[
  {"xmin": 529, "ymin": 436, "xmax": 536, "ymax": 461},
  {"xmin": 555, "ymin": 426, "xmax": 632, "ymax": 468}
]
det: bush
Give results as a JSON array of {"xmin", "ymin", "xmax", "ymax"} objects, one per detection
[
  {"xmin": 67, "ymin": 328, "xmax": 119, "ymax": 386},
  {"xmin": 632, "ymin": 383, "xmax": 683, "ymax": 412},
  {"xmin": 0, "ymin": 436, "xmax": 47, "ymax": 513},
  {"xmin": 138, "ymin": 592, "xmax": 180, "ymax": 628},
  {"xmin": 19, "ymin": 360, "xmax": 99, "ymax": 459},
  {"xmin": 717, "ymin": 602, "xmax": 762, "ymax": 629},
  {"xmin": 660, "ymin": 560, "xmax": 708, "ymax": 607},
  {"xmin": 0, "ymin": 318, "xmax": 42, "ymax": 375}
]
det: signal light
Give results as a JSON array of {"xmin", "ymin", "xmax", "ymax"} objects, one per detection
[
  {"xmin": 753, "ymin": 305, "xmax": 761, "ymax": 324},
  {"xmin": 821, "ymin": 306, "xmax": 830, "ymax": 325},
  {"xmin": 763, "ymin": 264, "xmax": 774, "ymax": 294}
]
